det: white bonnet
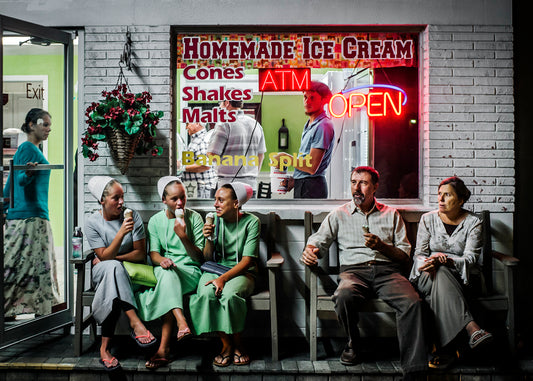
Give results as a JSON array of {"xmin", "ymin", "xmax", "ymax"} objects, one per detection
[
  {"xmin": 88, "ymin": 176, "xmax": 115, "ymax": 202},
  {"xmin": 224, "ymin": 182, "xmax": 253, "ymax": 207},
  {"xmin": 157, "ymin": 176, "xmax": 183, "ymax": 199}
]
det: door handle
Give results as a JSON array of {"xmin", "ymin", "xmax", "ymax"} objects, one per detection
[{"xmin": 6, "ymin": 162, "xmax": 64, "ymax": 209}]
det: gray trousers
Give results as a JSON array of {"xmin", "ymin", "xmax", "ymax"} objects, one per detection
[
  {"xmin": 91, "ymin": 260, "xmax": 137, "ymax": 325},
  {"xmin": 333, "ymin": 263, "xmax": 428, "ymax": 373},
  {"xmin": 417, "ymin": 266, "xmax": 474, "ymax": 348}
]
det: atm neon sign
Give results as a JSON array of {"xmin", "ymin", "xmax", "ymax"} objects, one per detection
[
  {"xmin": 258, "ymin": 68, "xmax": 311, "ymax": 92},
  {"xmin": 328, "ymin": 84, "xmax": 407, "ymax": 118}
]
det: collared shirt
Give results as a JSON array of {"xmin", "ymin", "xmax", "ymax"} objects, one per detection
[
  {"xmin": 183, "ymin": 128, "xmax": 217, "ymax": 191},
  {"xmin": 307, "ymin": 199, "xmax": 411, "ymax": 267},
  {"xmin": 293, "ymin": 111, "xmax": 335, "ymax": 180},
  {"xmin": 409, "ymin": 210, "xmax": 482, "ymax": 285},
  {"xmin": 208, "ymin": 110, "xmax": 266, "ymax": 188}
]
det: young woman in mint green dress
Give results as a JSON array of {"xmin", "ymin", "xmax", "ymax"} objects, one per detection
[
  {"xmin": 189, "ymin": 182, "xmax": 259, "ymax": 367},
  {"xmin": 136, "ymin": 176, "xmax": 204, "ymax": 369}
]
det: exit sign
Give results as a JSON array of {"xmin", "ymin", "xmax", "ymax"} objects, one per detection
[{"xmin": 258, "ymin": 68, "xmax": 311, "ymax": 92}]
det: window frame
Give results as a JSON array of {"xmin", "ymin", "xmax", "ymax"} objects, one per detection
[{"xmin": 171, "ymin": 25, "xmax": 426, "ymax": 204}]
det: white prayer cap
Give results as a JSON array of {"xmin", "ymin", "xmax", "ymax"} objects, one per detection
[
  {"xmin": 157, "ymin": 176, "xmax": 183, "ymax": 199},
  {"xmin": 224, "ymin": 182, "xmax": 253, "ymax": 207},
  {"xmin": 88, "ymin": 176, "xmax": 115, "ymax": 202}
]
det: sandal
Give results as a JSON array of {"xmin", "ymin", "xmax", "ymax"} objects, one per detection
[
  {"xmin": 213, "ymin": 353, "xmax": 232, "ymax": 367},
  {"xmin": 145, "ymin": 356, "xmax": 170, "ymax": 370},
  {"xmin": 130, "ymin": 330, "xmax": 157, "ymax": 348},
  {"xmin": 469, "ymin": 329, "xmax": 493, "ymax": 349},
  {"xmin": 99, "ymin": 357, "xmax": 121, "ymax": 371},
  {"xmin": 233, "ymin": 352, "xmax": 250, "ymax": 366},
  {"xmin": 428, "ymin": 353, "xmax": 455, "ymax": 370},
  {"xmin": 177, "ymin": 327, "xmax": 192, "ymax": 341}
]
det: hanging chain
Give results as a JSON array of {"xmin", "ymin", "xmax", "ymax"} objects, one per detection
[
  {"xmin": 119, "ymin": 29, "xmax": 133, "ymax": 71},
  {"xmin": 116, "ymin": 29, "xmax": 133, "ymax": 91},
  {"xmin": 115, "ymin": 66, "xmax": 130, "ymax": 91}
]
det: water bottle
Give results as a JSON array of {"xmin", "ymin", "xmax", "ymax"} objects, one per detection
[{"xmin": 72, "ymin": 226, "xmax": 83, "ymax": 259}]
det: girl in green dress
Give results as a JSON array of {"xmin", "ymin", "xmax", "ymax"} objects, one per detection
[
  {"xmin": 136, "ymin": 176, "xmax": 205, "ymax": 369},
  {"xmin": 189, "ymin": 182, "xmax": 259, "ymax": 367}
]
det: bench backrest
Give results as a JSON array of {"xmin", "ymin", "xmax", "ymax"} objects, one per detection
[{"xmin": 304, "ymin": 208, "xmax": 495, "ymax": 293}]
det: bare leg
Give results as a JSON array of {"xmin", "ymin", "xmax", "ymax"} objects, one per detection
[
  {"xmin": 100, "ymin": 336, "xmax": 119, "ymax": 368},
  {"xmin": 171, "ymin": 307, "xmax": 190, "ymax": 331},
  {"xmin": 233, "ymin": 332, "xmax": 250, "ymax": 365},
  {"xmin": 146, "ymin": 311, "xmax": 172, "ymax": 366},
  {"xmin": 124, "ymin": 309, "xmax": 154, "ymax": 344},
  {"xmin": 465, "ymin": 321, "xmax": 481, "ymax": 336},
  {"xmin": 213, "ymin": 332, "xmax": 233, "ymax": 366}
]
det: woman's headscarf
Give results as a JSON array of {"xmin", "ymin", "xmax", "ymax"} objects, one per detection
[{"xmin": 88, "ymin": 176, "xmax": 115, "ymax": 202}]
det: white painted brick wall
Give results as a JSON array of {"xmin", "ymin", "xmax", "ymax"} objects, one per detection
[
  {"xmin": 82, "ymin": 25, "xmax": 171, "ymax": 216},
  {"xmin": 79, "ymin": 23, "xmax": 515, "ymax": 252},
  {"xmin": 426, "ymin": 25, "xmax": 514, "ymax": 213},
  {"xmin": 77, "ymin": 22, "xmax": 515, "ymax": 338}
]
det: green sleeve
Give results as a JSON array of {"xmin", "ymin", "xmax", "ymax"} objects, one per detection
[
  {"xmin": 187, "ymin": 209, "xmax": 205, "ymax": 251},
  {"xmin": 241, "ymin": 215, "xmax": 260, "ymax": 258},
  {"xmin": 147, "ymin": 214, "xmax": 163, "ymax": 254}
]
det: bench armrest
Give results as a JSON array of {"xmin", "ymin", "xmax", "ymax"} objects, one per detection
[
  {"xmin": 491, "ymin": 250, "xmax": 519, "ymax": 267},
  {"xmin": 70, "ymin": 250, "xmax": 95, "ymax": 267},
  {"xmin": 267, "ymin": 252, "xmax": 284, "ymax": 268}
]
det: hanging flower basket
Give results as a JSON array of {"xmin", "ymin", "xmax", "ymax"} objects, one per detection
[
  {"xmin": 105, "ymin": 127, "xmax": 142, "ymax": 174},
  {"xmin": 82, "ymin": 84, "xmax": 164, "ymax": 174}
]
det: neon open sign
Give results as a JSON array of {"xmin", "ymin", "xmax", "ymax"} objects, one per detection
[
  {"xmin": 258, "ymin": 68, "xmax": 311, "ymax": 92},
  {"xmin": 328, "ymin": 84, "xmax": 407, "ymax": 118}
]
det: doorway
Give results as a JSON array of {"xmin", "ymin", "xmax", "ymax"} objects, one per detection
[{"xmin": 0, "ymin": 14, "xmax": 75, "ymax": 347}]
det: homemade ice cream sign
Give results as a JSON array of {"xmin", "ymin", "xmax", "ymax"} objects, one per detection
[
  {"xmin": 181, "ymin": 36, "xmax": 414, "ymax": 61},
  {"xmin": 177, "ymin": 33, "xmax": 416, "ymax": 123}
]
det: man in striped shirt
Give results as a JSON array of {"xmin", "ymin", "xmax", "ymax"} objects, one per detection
[
  {"xmin": 301, "ymin": 166, "xmax": 427, "ymax": 378},
  {"xmin": 180, "ymin": 122, "xmax": 217, "ymax": 198},
  {"xmin": 207, "ymin": 100, "xmax": 266, "ymax": 193}
]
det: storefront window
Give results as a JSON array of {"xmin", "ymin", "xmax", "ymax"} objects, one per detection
[{"xmin": 175, "ymin": 30, "xmax": 419, "ymax": 200}]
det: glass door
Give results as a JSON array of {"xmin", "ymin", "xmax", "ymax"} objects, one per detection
[{"xmin": 0, "ymin": 14, "xmax": 74, "ymax": 347}]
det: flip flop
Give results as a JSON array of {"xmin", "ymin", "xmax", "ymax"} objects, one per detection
[
  {"xmin": 99, "ymin": 357, "xmax": 121, "ymax": 371},
  {"xmin": 213, "ymin": 353, "xmax": 232, "ymax": 367},
  {"xmin": 177, "ymin": 327, "xmax": 192, "ymax": 341},
  {"xmin": 130, "ymin": 330, "xmax": 157, "ymax": 348},
  {"xmin": 469, "ymin": 329, "xmax": 493, "ymax": 349},
  {"xmin": 145, "ymin": 356, "xmax": 170, "ymax": 370},
  {"xmin": 233, "ymin": 352, "xmax": 250, "ymax": 366}
]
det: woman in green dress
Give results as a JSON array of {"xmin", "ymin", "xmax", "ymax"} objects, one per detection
[
  {"xmin": 189, "ymin": 182, "xmax": 259, "ymax": 367},
  {"xmin": 136, "ymin": 176, "xmax": 204, "ymax": 369}
]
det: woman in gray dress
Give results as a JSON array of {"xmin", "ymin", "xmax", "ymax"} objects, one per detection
[
  {"xmin": 85, "ymin": 176, "xmax": 156, "ymax": 370},
  {"xmin": 410, "ymin": 176, "xmax": 493, "ymax": 369}
]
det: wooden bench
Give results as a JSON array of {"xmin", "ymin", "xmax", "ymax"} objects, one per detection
[
  {"xmin": 71, "ymin": 211, "xmax": 284, "ymax": 360},
  {"xmin": 304, "ymin": 209, "xmax": 518, "ymax": 360}
]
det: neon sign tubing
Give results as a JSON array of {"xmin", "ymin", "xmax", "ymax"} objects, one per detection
[{"xmin": 341, "ymin": 84, "xmax": 407, "ymax": 106}]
